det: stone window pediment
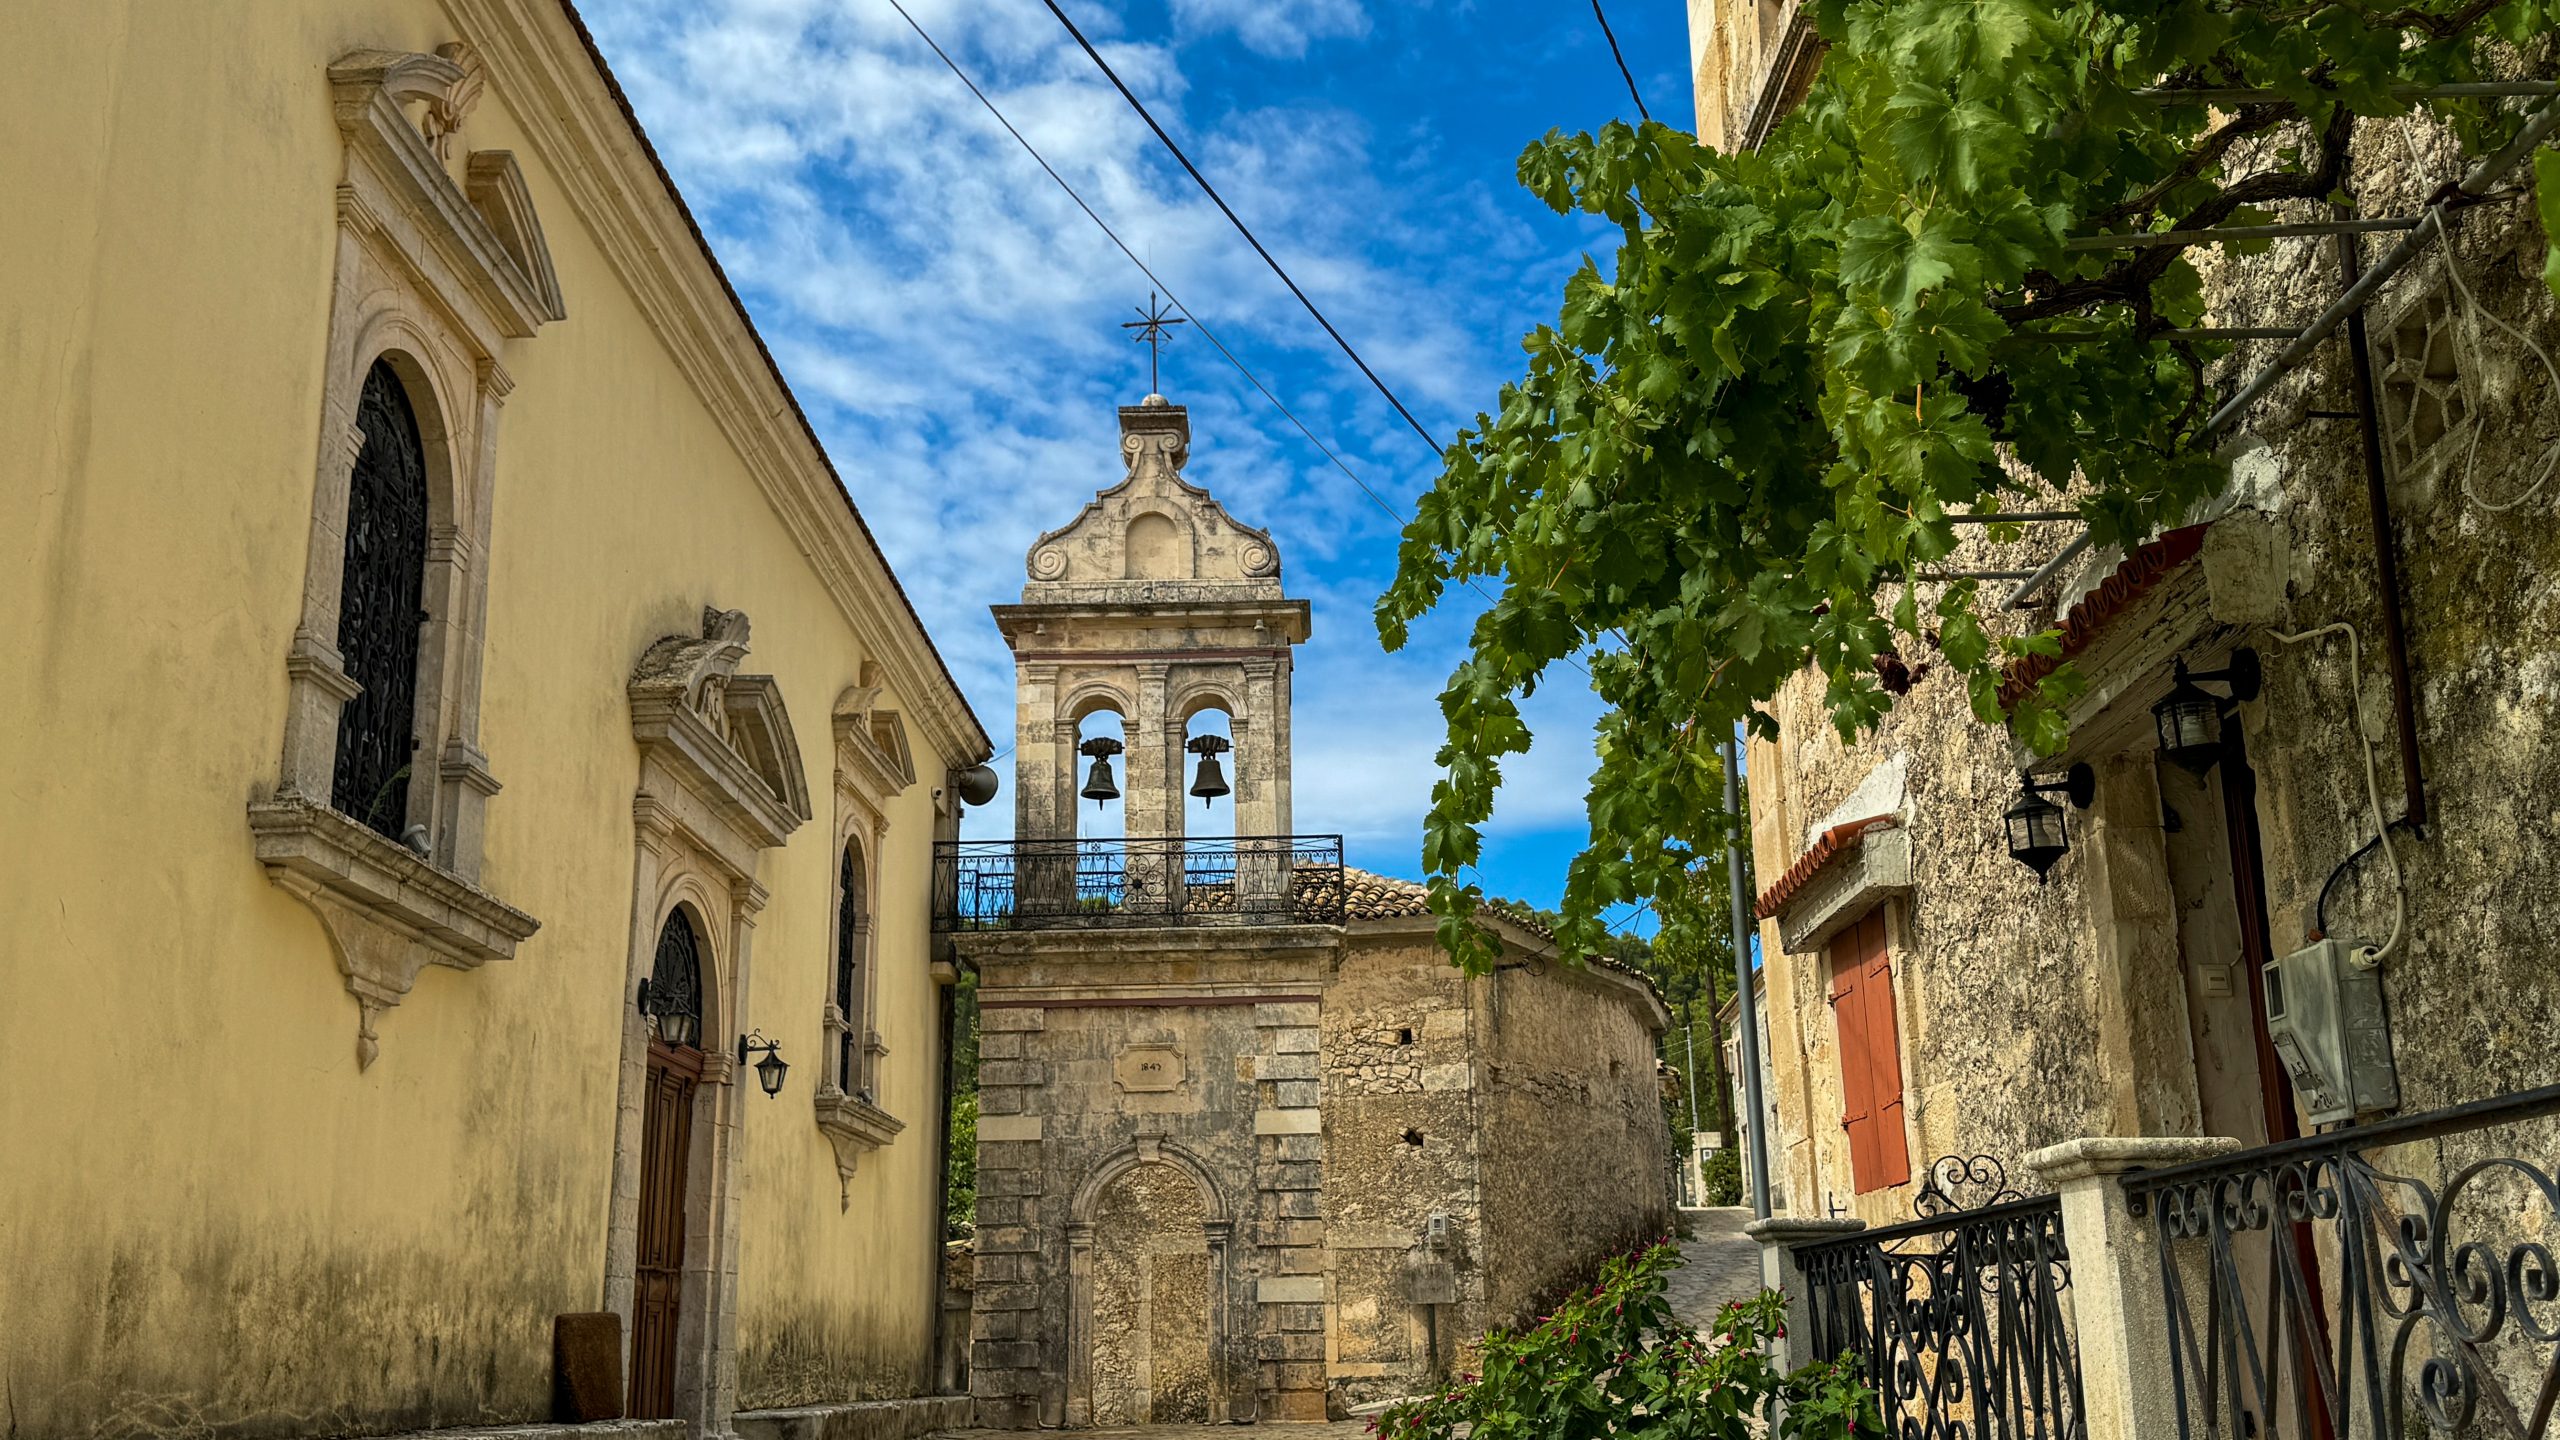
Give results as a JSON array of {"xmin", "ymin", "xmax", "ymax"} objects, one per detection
[
  {"xmin": 327, "ymin": 46, "xmax": 566, "ymax": 341},
  {"xmin": 833, "ymin": 668, "xmax": 918, "ymax": 811},
  {"xmin": 630, "ymin": 609, "xmax": 814, "ymax": 850}
]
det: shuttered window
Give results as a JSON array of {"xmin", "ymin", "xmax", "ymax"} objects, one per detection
[{"xmin": 1829, "ymin": 908, "xmax": 1910, "ymax": 1193}]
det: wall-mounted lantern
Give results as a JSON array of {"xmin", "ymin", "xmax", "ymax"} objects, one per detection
[
  {"xmin": 635, "ymin": 977, "xmax": 700, "ymax": 1050},
  {"xmin": 736, "ymin": 1030, "xmax": 789, "ymax": 1098},
  {"xmin": 1079, "ymin": 736, "xmax": 1124, "ymax": 807},
  {"xmin": 1186, "ymin": 734, "xmax": 1232, "ymax": 807},
  {"xmin": 2152, "ymin": 648, "xmax": 2262, "ymax": 774},
  {"xmin": 2005, "ymin": 763, "xmax": 2095, "ymax": 882}
]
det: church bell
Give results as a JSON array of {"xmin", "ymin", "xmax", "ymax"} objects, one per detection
[
  {"xmin": 1186, "ymin": 734, "xmax": 1232, "ymax": 807},
  {"xmin": 1078, "ymin": 736, "xmax": 1124, "ymax": 808}
]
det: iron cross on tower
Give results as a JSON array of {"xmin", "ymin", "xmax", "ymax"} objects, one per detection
[{"xmin": 1121, "ymin": 292, "xmax": 1187, "ymax": 396}]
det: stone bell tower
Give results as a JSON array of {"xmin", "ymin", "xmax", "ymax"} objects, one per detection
[{"xmin": 993, "ymin": 396, "xmax": 1310, "ymax": 843}]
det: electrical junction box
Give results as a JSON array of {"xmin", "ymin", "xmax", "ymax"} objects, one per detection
[{"xmin": 2263, "ymin": 938, "xmax": 2401, "ymax": 1126}]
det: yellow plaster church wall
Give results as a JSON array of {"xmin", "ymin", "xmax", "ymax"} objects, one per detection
[{"xmin": 0, "ymin": 1, "xmax": 981, "ymax": 1431}]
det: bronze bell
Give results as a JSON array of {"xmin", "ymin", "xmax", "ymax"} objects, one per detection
[
  {"xmin": 1186, "ymin": 734, "xmax": 1232, "ymax": 807},
  {"xmin": 1079, "ymin": 737, "xmax": 1123, "ymax": 808}
]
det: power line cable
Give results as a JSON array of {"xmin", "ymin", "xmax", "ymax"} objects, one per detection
[
  {"xmin": 1034, "ymin": 0, "xmax": 1448, "ymax": 457},
  {"xmin": 880, "ymin": 0, "xmax": 1409, "ymax": 530},
  {"xmin": 1590, "ymin": 0, "xmax": 1652, "ymax": 122},
  {"xmin": 885, "ymin": 0, "xmax": 1596, "ymax": 686}
]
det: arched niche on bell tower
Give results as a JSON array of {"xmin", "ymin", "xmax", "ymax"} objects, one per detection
[{"xmin": 992, "ymin": 398, "xmax": 1308, "ymax": 846}]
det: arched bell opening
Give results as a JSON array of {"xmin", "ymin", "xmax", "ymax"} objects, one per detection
[
  {"xmin": 1180, "ymin": 708, "xmax": 1236, "ymax": 843},
  {"xmin": 1072, "ymin": 709, "xmax": 1128, "ymax": 843}
]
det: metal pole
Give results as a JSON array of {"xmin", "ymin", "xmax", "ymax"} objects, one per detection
[
  {"xmin": 1682, "ymin": 1022, "xmax": 1702, "ymax": 1137},
  {"xmin": 1722, "ymin": 736, "xmax": 1773, "ymax": 1219},
  {"xmin": 1681, "ymin": 1022, "xmax": 1702, "ymax": 1206}
]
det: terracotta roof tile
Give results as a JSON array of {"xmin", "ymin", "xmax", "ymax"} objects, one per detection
[
  {"xmin": 1755, "ymin": 815, "xmax": 1899, "ymax": 920},
  {"xmin": 1335, "ymin": 869, "xmax": 1658, "ymax": 990},
  {"xmin": 1997, "ymin": 524, "xmax": 2209, "ymax": 711}
]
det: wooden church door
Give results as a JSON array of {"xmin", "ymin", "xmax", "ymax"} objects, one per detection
[{"xmin": 631, "ymin": 908, "xmax": 708, "ymax": 1419}]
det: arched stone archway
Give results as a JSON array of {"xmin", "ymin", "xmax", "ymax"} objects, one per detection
[
  {"xmin": 1065, "ymin": 1142, "xmax": 1236, "ymax": 1426},
  {"xmin": 1089, "ymin": 1163, "xmax": 1211, "ymax": 1423}
]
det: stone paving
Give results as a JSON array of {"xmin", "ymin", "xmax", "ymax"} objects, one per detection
[
  {"xmin": 1662, "ymin": 1206, "xmax": 1767, "ymax": 1336},
  {"xmin": 936, "ymin": 1427, "xmax": 1371, "ymax": 1440}
]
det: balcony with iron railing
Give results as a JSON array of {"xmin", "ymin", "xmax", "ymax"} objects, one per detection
[{"xmin": 931, "ymin": 834, "xmax": 1347, "ymax": 933}]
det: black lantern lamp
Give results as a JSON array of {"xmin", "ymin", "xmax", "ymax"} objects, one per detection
[
  {"xmin": 1186, "ymin": 734, "xmax": 1232, "ymax": 807},
  {"xmin": 736, "ymin": 1031, "xmax": 789, "ymax": 1098},
  {"xmin": 2004, "ymin": 763, "xmax": 2095, "ymax": 882},
  {"xmin": 1078, "ymin": 736, "xmax": 1124, "ymax": 807},
  {"xmin": 2151, "ymin": 648, "xmax": 2262, "ymax": 774},
  {"xmin": 636, "ymin": 977, "xmax": 701, "ymax": 1049}
]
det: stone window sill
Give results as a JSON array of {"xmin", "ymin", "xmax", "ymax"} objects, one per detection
[
  {"xmin": 249, "ymin": 794, "xmax": 539, "ymax": 1065},
  {"xmin": 815, "ymin": 1089, "xmax": 906, "ymax": 1203}
]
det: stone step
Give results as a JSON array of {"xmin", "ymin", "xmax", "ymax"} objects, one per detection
[{"xmin": 736, "ymin": 1395, "xmax": 977, "ymax": 1440}]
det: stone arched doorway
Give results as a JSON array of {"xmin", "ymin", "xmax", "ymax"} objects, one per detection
[{"xmin": 1067, "ymin": 1144, "xmax": 1234, "ymax": 1426}]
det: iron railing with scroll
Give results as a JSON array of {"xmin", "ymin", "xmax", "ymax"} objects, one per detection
[
  {"xmin": 1795, "ymin": 1156, "xmax": 2086, "ymax": 1440},
  {"xmin": 2123, "ymin": 1084, "xmax": 2560, "ymax": 1440},
  {"xmin": 932, "ymin": 835, "xmax": 1348, "ymax": 932}
]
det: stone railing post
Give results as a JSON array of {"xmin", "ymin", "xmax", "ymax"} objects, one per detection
[
  {"xmin": 2025, "ymin": 1136, "xmax": 2240, "ymax": 1440},
  {"xmin": 1742, "ymin": 1215, "xmax": 1863, "ymax": 1371}
]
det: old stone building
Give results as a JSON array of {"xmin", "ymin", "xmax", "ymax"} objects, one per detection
[
  {"xmin": 1687, "ymin": 6, "xmax": 2560, "ymax": 1432},
  {"xmin": 944, "ymin": 398, "xmax": 1674, "ymax": 1426},
  {"xmin": 1691, "ymin": 0, "xmax": 2560, "ymax": 1219},
  {"xmin": 2, "ymin": 6, "xmax": 995, "ymax": 1438}
]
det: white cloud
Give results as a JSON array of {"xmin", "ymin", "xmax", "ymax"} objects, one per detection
[
  {"xmin": 1167, "ymin": 0, "xmax": 1370, "ymax": 58},
  {"xmin": 580, "ymin": 0, "xmax": 1593, "ymax": 874}
]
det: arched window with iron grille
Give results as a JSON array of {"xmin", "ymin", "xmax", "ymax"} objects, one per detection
[
  {"xmin": 836, "ymin": 842, "xmax": 866, "ymax": 1096},
  {"xmin": 331, "ymin": 358, "xmax": 431, "ymax": 839},
  {"xmin": 640, "ymin": 908, "xmax": 705, "ymax": 1050}
]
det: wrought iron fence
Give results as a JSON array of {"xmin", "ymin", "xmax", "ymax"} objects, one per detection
[
  {"xmin": 2123, "ymin": 1083, "xmax": 2560, "ymax": 1440},
  {"xmin": 1797, "ymin": 1189, "xmax": 2085, "ymax": 1440},
  {"xmin": 932, "ymin": 835, "xmax": 1347, "ymax": 932}
]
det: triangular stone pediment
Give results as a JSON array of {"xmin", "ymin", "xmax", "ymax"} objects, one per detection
[{"xmin": 1024, "ymin": 400, "xmax": 1283, "ymax": 599}]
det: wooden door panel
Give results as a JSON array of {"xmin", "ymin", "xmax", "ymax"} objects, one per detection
[{"xmin": 631, "ymin": 1044, "xmax": 697, "ymax": 1420}]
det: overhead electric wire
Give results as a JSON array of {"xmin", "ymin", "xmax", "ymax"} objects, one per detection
[
  {"xmin": 1590, "ymin": 0, "xmax": 1652, "ymax": 122},
  {"xmin": 880, "ymin": 0, "xmax": 1408, "ymax": 530},
  {"xmin": 1034, "ymin": 0, "xmax": 1449, "ymax": 458},
  {"xmin": 885, "ymin": 0, "xmax": 1600, "ymax": 694}
]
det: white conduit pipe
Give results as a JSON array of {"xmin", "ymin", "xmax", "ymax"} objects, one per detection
[{"xmin": 2269, "ymin": 622, "xmax": 2406, "ymax": 969}]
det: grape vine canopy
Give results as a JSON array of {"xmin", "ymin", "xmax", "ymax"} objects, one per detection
[{"xmin": 1376, "ymin": 0, "xmax": 2560, "ymax": 971}]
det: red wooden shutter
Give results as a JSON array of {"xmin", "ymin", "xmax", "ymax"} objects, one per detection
[
  {"xmin": 1860, "ymin": 911, "xmax": 1911, "ymax": 1189},
  {"xmin": 1833, "ymin": 911, "xmax": 1910, "ymax": 1194},
  {"xmin": 1831, "ymin": 931, "xmax": 1879, "ymax": 1190}
]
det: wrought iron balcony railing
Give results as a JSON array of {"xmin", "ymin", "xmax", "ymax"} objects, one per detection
[
  {"xmin": 1796, "ymin": 1172, "xmax": 2085, "ymax": 1440},
  {"xmin": 932, "ymin": 835, "xmax": 1347, "ymax": 933},
  {"xmin": 2123, "ymin": 1082, "xmax": 2560, "ymax": 1440}
]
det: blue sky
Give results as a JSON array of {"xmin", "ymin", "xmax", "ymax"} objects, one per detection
[{"xmin": 583, "ymin": 0, "xmax": 1691, "ymax": 921}]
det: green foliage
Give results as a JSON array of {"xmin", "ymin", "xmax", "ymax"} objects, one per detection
[
  {"xmin": 1374, "ymin": 1242, "xmax": 1877, "ymax": 1440},
  {"xmin": 1379, "ymin": 0, "xmax": 2558, "ymax": 971},
  {"xmin": 1700, "ymin": 1146, "xmax": 1745, "ymax": 1207},
  {"xmin": 946, "ymin": 1090, "xmax": 978, "ymax": 1236},
  {"xmin": 947, "ymin": 967, "xmax": 979, "ymax": 1236}
]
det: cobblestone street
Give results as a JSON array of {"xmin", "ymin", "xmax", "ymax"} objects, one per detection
[{"xmin": 1663, "ymin": 1207, "xmax": 1766, "ymax": 1336}]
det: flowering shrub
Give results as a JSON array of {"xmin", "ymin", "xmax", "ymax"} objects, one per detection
[{"xmin": 1373, "ymin": 1240, "xmax": 1879, "ymax": 1440}]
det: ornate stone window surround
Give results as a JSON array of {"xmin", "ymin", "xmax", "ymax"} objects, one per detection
[
  {"xmin": 813, "ymin": 669, "xmax": 917, "ymax": 1198},
  {"xmin": 250, "ymin": 42, "xmax": 566, "ymax": 1069},
  {"xmin": 606, "ymin": 608, "xmax": 810, "ymax": 1435}
]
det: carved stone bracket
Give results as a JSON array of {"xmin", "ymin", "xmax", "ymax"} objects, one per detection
[
  {"xmin": 249, "ymin": 795, "xmax": 539, "ymax": 1067},
  {"xmin": 814, "ymin": 1090, "xmax": 906, "ymax": 1207}
]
